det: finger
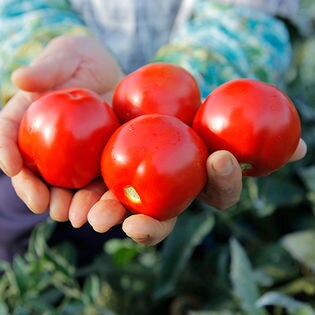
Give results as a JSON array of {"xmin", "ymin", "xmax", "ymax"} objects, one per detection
[
  {"xmin": 69, "ymin": 179, "xmax": 106, "ymax": 228},
  {"xmin": 88, "ymin": 190, "xmax": 127, "ymax": 233},
  {"xmin": 11, "ymin": 50, "xmax": 79, "ymax": 92},
  {"xmin": 289, "ymin": 138, "xmax": 307, "ymax": 162},
  {"xmin": 11, "ymin": 168, "xmax": 50, "ymax": 214},
  {"xmin": 11, "ymin": 35, "xmax": 124, "ymax": 95},
  {"xmin": 0, "ymin": 92, "xmax": 37, "ymax": 176},
  {"xmin": 49, "ymin": 187, "xmax": 73, "ymax": 222},
  {"xmin": 122, "ymin": 214, "xmax": 177, "ymax": 246},
  {"xmin": 199, "ymin": 150, "xmax": 242, "ymax": 210}
]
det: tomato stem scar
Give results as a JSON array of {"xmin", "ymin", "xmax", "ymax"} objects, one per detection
[{"xmin": 124, "ymin": 185, "xmax": 141, "ymax": 204}]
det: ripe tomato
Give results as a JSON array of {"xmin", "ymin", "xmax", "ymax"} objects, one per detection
[
  {"xmin": 192, "ymin": 78, "xmax": 301, "ymax": 177},
  {"xmin": 101, "ymin": 114, "xmax": 208, "ymax": 220},
  {"xmin": 18, "ymin": 87, "xmax": 120, "ymax": 189},
  {"xmin": 112, "ymin": 62, "xmax": 201, "ymax": 126}
]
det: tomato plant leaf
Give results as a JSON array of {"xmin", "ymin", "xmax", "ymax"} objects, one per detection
[
  {"xmin": 189, "ymin": 311, "xmax": 235, "ymax": 315},
  {"xmin": 256, "ymin": 291, "xmax": 315, "ymax": 315},
  {"xmin": 154, "ymin": 204, "xmax": 215, "ymax": 299},
  {"xmin": 279, "ymin": 277, "xmax": 315, "ymax": 296},
  {"xmin": 299, "ymin": 165, "xmax": 315, "ymax": 199},
  {"xmin": 281, "ymin": 230, "xmax": 315, "ymax": 273},
  {"xmin": 230, "ymin": 238, "xmax": 267, "ymax": 315},
  {"xmin": 253, "ymin": 243, "xmax": 299, "ymax": 287},
  {"xmin": 104, "ymin": 238, "xmax": 142, "ymax": 268}
]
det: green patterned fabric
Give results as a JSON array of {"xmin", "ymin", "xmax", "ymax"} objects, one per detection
[
  {"xmin": 0, "ymin": 0, "xmax": 292, "ymax": 105},
  {"xmin": 0, "ymin": 0, "xmax": 90, "ymax": 105},
  {"xmin": 154, "ymin": 1, "xmax": 291, "ymax": 99}
]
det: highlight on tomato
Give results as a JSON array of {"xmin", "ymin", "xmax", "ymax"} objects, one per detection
[
  {"xmin": 18, "ymin": 87, "xmax": 120, "ymax": 189},
  {"xmin": 192, "ymin": 78, "xmax": 301, "ymax": 177},
  {"xmin": 101, "ymin": 114, "xmax": 208, "ymax": 220}
]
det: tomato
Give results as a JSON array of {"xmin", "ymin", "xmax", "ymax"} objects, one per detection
[
  {"xmin": 112, "ymin": 62, "xmax": 201, "ymax": 125},
  {"xmin": 18, "ymin": 87, "xmax": 120, "ymax": 189},
  {"xmin": 101, "ymin": 114, "xmax": 208, "ymax": 220},
  {"xmin": 192, "ymin": 78, "xmax": 301, "ymax": 177}
]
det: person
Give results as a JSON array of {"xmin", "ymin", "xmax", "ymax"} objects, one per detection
[{"xmin": 0, "ymin": 0, "xmax": 307, "ymax": 263}]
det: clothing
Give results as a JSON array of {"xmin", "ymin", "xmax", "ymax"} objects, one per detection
[
  {"xmin": 0, "ymin": 171, "xmax": 48, "ymax": 261},
  {"xmin": 0, "ymin": 0, "xmax": 299, "ymax": 262},
  {"xmin": 0, "ymin": 0, "xmax": 298, "ymax": 104},
  {"xmin": 154, "ymin": 1, "xmax": 292, "ymax": 98}
]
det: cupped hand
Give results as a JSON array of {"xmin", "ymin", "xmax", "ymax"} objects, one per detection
[
  {"xmin": 0, "ymin": 35, "xmax": 125, "ymax": 225},
  {"xmin": 0, "ymin": 35, "xmax": 307, "ymax": 246},
  {"xmin": 0, "ymin": 35, "xmax": 177, "ymax": 245}
]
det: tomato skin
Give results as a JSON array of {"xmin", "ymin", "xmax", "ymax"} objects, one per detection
[
  {"xmin": 18, "ymin": 87, "xmax": 120, "ymax": 189},
  {"xmin": 101, "ymin": 114, "xmax": 208, "ymax": 220},
  {"xmin": 192, "ymin": 79, "xmax": 301, "ymax": 177},
  {"xmin": 112, "ymin": 62, "xmax": 201, "ymax": 126}
]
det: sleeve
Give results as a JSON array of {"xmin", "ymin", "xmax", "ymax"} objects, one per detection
[
  {"xmin": 0, "ymin": 0, "xmax": 91, "ymax": 106},
  {"xmin": 153, "ymin": 0, "xmax": 293, "ymax": 99}
]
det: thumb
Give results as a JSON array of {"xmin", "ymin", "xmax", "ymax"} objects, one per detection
[{"xmin": 11, "ymin": 40, "xmax": 80, "ymax": 92}]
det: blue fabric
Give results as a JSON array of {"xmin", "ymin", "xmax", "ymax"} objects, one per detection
[{"xmin": 154, "ymin": 1, "xmax": 291, "ymax": 98}]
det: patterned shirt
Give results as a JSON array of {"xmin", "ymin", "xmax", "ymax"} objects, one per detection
[{"xmin": 0, "ymin": 0, "xmax": 300, "ymax": 105}]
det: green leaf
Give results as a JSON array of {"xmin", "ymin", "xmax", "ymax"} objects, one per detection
[
  {"xmin": 27, "ymin": 219, "xmax": 56, "ymax": 257},
  {"xmin": 82, "ymin": 275, "xmax": 101, "ymax": 304},
  {"xmin": 284, "ymin": 277, "xmax": 315, "ymax": 296},
  {"xmin": 155, "ymin": 204, "xmax": 215, "ymax": 299},
  {"xmin": 256, "ymin": 291, "xmax": 315, "ymax": 315},
  {"xmin": 253, "ymin": 243, "xmax": 299, "ymax": 287},
  {"xmin": 247, "ymin": 175, "xmax": 304, "ymax": 217},
  {"xmin": 281, "ymin": 230, "xmax": 315, "ymax": 272},
  {"xmin": 104, "ymin": 238, "xmax": 142, "ymax": 268},
  {"xmin": 299, "ymin": 165, "xmax": 315, "ymax": 194},
  {"xmin": 189, "ymin": 311, "xmax": 235, "ymax": 315},
  {"xmin": 11, "ymin": 256, "xmax": 29, "ymax": 297},
  {"xmin": 0, "ymin": 303, "xmax": 9, "ymax": 315},
  {"xmin": 230, "ymin": 238, "xmax": 267, "ymax": 315}
]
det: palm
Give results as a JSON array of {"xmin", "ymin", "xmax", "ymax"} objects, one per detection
[{"xmin": 12, "ymin": 36, "xmax": 124, "ymax": 102}]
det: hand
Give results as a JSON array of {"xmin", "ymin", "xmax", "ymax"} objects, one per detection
[
  {"xmin": 0, "ymin": 35, "xmax": 176, "ymax": 245},
  {"xmin": 0, "ymin": 36, "xmax": 307, "ymax": 246}
]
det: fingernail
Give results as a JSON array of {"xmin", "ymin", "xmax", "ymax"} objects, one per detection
[{"xmin": 212, "ymin": 153, "xmax": 234, "ymax": 176}]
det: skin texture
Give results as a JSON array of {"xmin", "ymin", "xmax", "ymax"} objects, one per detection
[{"xmin": 0, "ymin": 35, "xmax": 307, "ymax": 245}]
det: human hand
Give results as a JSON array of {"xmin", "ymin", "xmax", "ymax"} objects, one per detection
[
  {"xmin": 0, "ymin": 35, "xmax": 126, "ymax": 225},
  {"xmin": 0, "ymin": 35, "xmax": 307, "ymax": 245},
  {"xmin": 0, "ymin": 35, "xmax": 177, "ymax": 245}
]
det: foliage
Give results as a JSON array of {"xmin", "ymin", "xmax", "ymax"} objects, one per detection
[{"xmin": 1, "ymin": 3, "xmax": 315, "ymax": 315}]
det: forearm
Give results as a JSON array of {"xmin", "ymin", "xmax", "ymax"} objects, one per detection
[{"xmin": 0, "ymin": 0, "xmax": 91, "ymax": 106}]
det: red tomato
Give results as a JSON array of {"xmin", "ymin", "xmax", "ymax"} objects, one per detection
[
  {"xmin": 192, "ymin": 79, "xmax": 301, "ymax": 177},
  {"xmin": 101, "ymin": 114, "xmax": 208, "ymax": 220},
  {"xmin": 112, "ymin": 62, "xmax": 201, "ymax": 125},
  {"xmin": 18, "ymin": 87, "xmax": 120, "ymax": 189}
]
